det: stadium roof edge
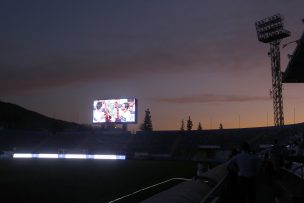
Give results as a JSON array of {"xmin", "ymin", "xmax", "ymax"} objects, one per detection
[{"xmin": 283, "ymin": 32, "xmax": 304, "ymax": 83}]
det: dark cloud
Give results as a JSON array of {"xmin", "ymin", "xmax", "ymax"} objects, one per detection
[
  {"xmin": 0, "ymin": 37, "xmax": 265, "ymax": 96},
  {"xmin": 152, "ymin": 94, "xmax": 270, "ymax": 103},
  {"xmin": 1, "ymin": 0, "xmax": 302, "ymax": 96}
]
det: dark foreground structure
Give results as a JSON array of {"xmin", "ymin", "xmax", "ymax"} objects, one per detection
[{"xmin": 283, "ymin": 32, "xmax": 304, "ymax": 83}]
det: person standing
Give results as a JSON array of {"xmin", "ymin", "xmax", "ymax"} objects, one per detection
[
  {"xmin": 228, "ymin": 142, "xmax": 260, "ymax": 203},
  {"xmin": 270, "ymin": 139, "xmax": 284, "ymax": 176},
  {"xmin": 223, "ymin": 149, "xmax": 239, "ymax": 202},
  {"xmin": 120, "ymin": 103, "xmax": 132, "ymax": 122},
  {"xmin": 93, "ymin": 101, "xmax": 105, "ymax": 122}
]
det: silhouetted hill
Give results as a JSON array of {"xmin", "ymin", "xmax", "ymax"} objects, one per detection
[{"xmin": 0, "ymin": 101, "xmax": 86, "ymax": 131}]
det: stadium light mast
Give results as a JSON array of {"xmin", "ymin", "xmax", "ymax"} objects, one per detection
[{"xmin": 255, "ymin": 14, "xmax": 290, "ymax": 126}]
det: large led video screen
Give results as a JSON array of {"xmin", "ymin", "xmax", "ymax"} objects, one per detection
[{"xmin": 93, "ymin": 98, "xmax": 137, "ymax": 123}]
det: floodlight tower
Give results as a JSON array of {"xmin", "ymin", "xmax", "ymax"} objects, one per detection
[{"xmin": 255, "ymin": 14, "xmax": 290, "ymax": 126}]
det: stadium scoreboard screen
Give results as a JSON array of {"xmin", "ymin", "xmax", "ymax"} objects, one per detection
[{"xmin": 93, "ymin": 98, "xmax": 137, "ymax": 124}]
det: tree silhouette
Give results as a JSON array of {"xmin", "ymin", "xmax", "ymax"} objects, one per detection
[
  {"xmin": 219, "ymin": 123, "xmax": 223, "ymax": 130},
  {"xmin": 180, "ymin": 120, "xmax": 185, "ymax": 131},
  {"xmin": 197, "ymin": 122, "xmax": 203, "ymax": 130},
  {"xmin": 187, "ymin": 116, "xmax": 193, "ymax": 131},
  {"xmin": 140, "ymin": 108, "xmax": 153, "ymax": 131}
]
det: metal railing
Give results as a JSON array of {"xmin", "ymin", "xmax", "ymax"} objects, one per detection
[
  {"xmin": 292, "ymin": 163, "xmax": 304, "ymax": 179},
  {"xmin": 284, "ymin": 155, "xmax": 304, "ymax": 180},
  {"xmin": 199, "ymin": 173, "xmax": 228, "ymax": 203}
]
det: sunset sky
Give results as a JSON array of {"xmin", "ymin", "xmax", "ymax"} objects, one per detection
[{"xmin": 1, "ymin": 0, "xmax": 304, "ymax": 131}]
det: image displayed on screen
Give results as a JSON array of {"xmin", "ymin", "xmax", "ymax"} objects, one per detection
[{"xmin": 93, "ymin": 98, "xmax": 137, "ymax": 123}]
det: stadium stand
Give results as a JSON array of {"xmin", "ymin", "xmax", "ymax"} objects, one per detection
[{"xmin": 0, "ymin": 123, "xmax": 303, "ymax": 160}]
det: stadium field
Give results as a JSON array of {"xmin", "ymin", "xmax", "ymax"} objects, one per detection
[{"xmin": 0, "ymin": 159, "xmax": 197, "ymax": 202}]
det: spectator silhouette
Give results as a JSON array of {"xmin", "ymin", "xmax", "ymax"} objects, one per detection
[
  {"xmin": 194, "ymin": 162, "xmax": 205, "ymax": 181},
  {"xmin": 228, "ymin": 142, "xmax": 259, "ymax": 203},
  {"xmin": 261, "ymin": 152, "xmax": 275, "ymax": 181},
  {"xmin": 295, "ymin": 138, "xmax": 304, "ymax": 156},
  {"xmin": 222, "ymin": 149, "xmax": 239, "ymax": 202},
  {"xmin": 270, "ymin": 139, "xmax": 284, "ymax": 176}
]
